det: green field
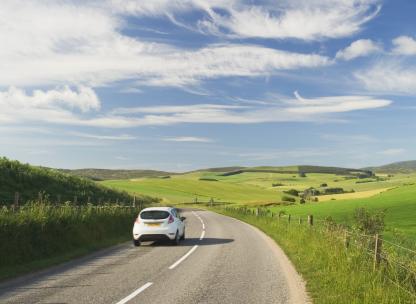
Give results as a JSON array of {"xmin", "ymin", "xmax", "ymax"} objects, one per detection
[{"xmin": 102, "ymin": 168, "xmax": 416, "ymax": 242}]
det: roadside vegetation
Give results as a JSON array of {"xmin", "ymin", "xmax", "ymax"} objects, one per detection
[
  {"xmin": 214, "ymin": 206, "xmax": 416, "ymax": 303},
  {"xmin": 0, "ymin": 202, "xmax": 143, "ymax": 281}
]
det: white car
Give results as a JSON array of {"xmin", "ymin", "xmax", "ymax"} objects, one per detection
[{"xmin": 133, "ymin": 207, "xmax": 186, "ymax": 246}]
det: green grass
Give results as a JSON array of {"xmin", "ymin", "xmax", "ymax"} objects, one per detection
[
  {"xmin": 215, "ymin": 208, "xmax": 415, "ymax": 304},
  {"xmin": 103, "ymin": 170, "xmax": 416, "ymax": 241},
  {"xmin": 271, "ymin": 184, "xmax": 416, "ymax": 242},
  {"xmin": 102, "ymin": 174, "xmax": 283, "ymax": 204},
  {"xmin": 0, "ymin": 203, "xmax": 141, "ymax": 281},
  {"xmin": 0, "ymin": 157, "xmax": 157, "ymax": 205}
]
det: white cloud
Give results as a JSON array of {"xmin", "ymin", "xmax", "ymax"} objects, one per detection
[
  {"xmin": 0, "ymin": 1, "xmax": 331, "ymax": 89},
  {"xmin": 355, "ymin": 61, "xmax": 416, "ymax": 95},
  {"xmin": 112, "ymin": 0, "xmax": 381, "ymax": 41},
  {"xmin": 0, "ymin": 87, "xmax": 392, "ymax": 128},
  {"xmin": 336, "ymin": 39, "xmax": 381, "ymax": 60},
  {"xmin": 392, "ymin": 36, "xmax": 416, "ymax": 56},
  {"xmin": 68, "ymin": 132, "xmax": 136, "ymax": 141},
  {"xmin": 0, "ymin": 86, "xmax": 100, "ymax": 124},
  {"xmin": 163, "ymin": 137, "xmax": 213, "ymax": 143}
]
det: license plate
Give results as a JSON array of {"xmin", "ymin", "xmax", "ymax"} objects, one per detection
[{"xmin": 146, "ymin": 223, "xmax": 161, "ymax": 227}]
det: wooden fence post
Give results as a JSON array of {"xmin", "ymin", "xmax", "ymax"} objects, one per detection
[
  {"xmin": 14, "ymin": 192, "xmax": 19, "ymax": 209},
  {"xmin": 298, "ymin": 217, "xmax": 302, "ymax": 224},
  {"xmin": 255, "ymin": 208, "xmax": 259, "ymax": 216},
  {"xmin": 133, "ymin": 195, "xmax": 136, "ymax": 208},
  {"xmin": 288, "ymin": 214, "xmax": 291, "ymax": 224},
  {"xmin": 373, "ymin": 234, "xmax": 382, "ymax": 270},
  {"xmin": 308, "ymin": 215, "xmax": 314, "ymax": 226},
  {"xmin": 344, "ymin": 230, "xmax": 350, "ymax": 249}
]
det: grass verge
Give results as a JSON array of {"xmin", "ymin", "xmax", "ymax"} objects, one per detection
[
  {"xmin": 213, "ymin": 207, "xmax": 415, "ymax": 304},
  {"xmin": 0, "ymin": 203, "xmax": 139, "ymax": 282}
]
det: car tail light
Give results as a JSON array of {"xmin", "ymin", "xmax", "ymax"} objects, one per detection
[{"xmin": 168, "ymin": 214, "xmax": 174, "ymax": 224}]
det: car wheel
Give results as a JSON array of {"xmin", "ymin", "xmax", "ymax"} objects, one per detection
[
  {"xmin": 133, "ymin": 240, "xmax": 141, "ymax": 247},
  {"xmin": 180, "ymin": 229, "xmax": 185, "ymax": 240},
  {"xmin": 172, "ymin": 231, "xmax": 180, "ymax": 245}
]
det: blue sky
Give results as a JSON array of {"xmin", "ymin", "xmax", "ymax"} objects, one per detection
[{"xmin": 1, "ymin": 0, "xmax": 415, "ymax": 171}]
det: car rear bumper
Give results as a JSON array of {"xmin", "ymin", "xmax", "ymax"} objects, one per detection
[
  {"xmin": 133, "ymin": 227, "xmax": 177, "ymax": 241},
  {"xmin": 137, "ymin": 234, "xmax": 173, "ymax": 242}
]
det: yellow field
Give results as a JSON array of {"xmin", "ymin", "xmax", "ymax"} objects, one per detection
[{"xmin": 316, "ymin": 187, "xmax": 393, "ymax": 202}]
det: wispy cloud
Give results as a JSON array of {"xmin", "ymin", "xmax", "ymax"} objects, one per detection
[
  {"xmin": 163, "ymin": 136, "xmax": 213, "ymax": 143},
  {"xmin": 0, "ymin": 1, "xmax": 331, "ymax": 89},
  {"xmin": 112, "ymin": 0, "xmax": 381, "ymax": 41},
  {"xmin": 355, "ymin": 60, "xmax": 416, "ymax": 95},
  {"xmin": 336, "ymin": 39, "xmax": 381, "ymax": 61},
  {"xmin": 68, "ymin": 132, "xmax": 136, "ymax": 141},
  {"xmin": 0, "ymin": 87, "xmax": 392, "ymax": 128},
  {"xmin": 377, "ymin": 148, "xmax": 406, "ymax": 156}
]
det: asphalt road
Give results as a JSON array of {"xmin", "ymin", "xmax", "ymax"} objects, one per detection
[{"xmin": 0, "ymin": 209, "xmax": 309, "ymax": 304}]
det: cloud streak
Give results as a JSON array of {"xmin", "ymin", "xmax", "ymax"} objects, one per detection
[
  {"xmin": 111, "ymin": 0, "xmax": 381, "ymax": 41},
  {"xmin": 0, "ymin": 86, "xmax": 391, "ymax": 128}
]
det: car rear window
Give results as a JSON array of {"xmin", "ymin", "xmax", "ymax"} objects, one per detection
[{"xmin": 140, "ymin": 211, "xmax": 170, "ymax": 220}]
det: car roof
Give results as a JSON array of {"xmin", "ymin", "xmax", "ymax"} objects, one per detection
[{"xmin": 140, "ymin": 207, "xmax": 174, "ymax": 212}]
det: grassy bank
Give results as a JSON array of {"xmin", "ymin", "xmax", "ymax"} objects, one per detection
[
  {"xmin": 0, "ymin": 203, "xmax": 141, "ymax": 281},
  {"xmin": 0, "ymin": 157, "xmax": 157, "ymax": 205},
  {"xmin": 214, "ymin": 207, "xmax": 415, "ymax": 304}
]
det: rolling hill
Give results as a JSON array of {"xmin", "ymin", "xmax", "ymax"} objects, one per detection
[
  {"xmin": 59, "ymin": 168, "xmax": 174, "ymax": 180},
  {"xmin": 366, "ymin": 160, "xmax": 416, "ymax": 173},
  {"xmin": 0, "ymin": 157, "xmax": 157, "ymax": 205}
]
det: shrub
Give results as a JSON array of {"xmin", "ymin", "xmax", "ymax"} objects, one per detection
[
  {"xmin": 353, "ymin": 207, "xmax": 385, "ymax": 235},
  {"xmin": 320, "ymin": 183, "xmax": 328, "ymax": 187},
  {"xmin": 323, "ymin": 187, "xmax": 344, "ymax": 194},
  {"xmin": 283, "ymin": 189, "xmax": 299, "ymax": 196},
  {"xmin": 282, "ymin": 195, "xmax": 296, "ymax": 203},
  {"xmin": 300, "ymin": 198, "xmax": 306, "ymax": 204},
  {"xmin": 299, "ymin": 172, "xmax": 307, "ymax": 177},
  {"xmin": 199, "ymin": 178, "xmax": 218, "ymax": 181}
]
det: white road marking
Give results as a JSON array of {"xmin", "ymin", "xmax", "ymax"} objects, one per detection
[
  {"xmin": 115, "ymin": 282, "xmax": 153, "ymax": 304},
  {"xmin": 168, "ymin": 245, "xmax": 199, "ymax": 270},
  {"xmin": 167, "ymin": 211, "xmax": 205, "ymax": 270}
]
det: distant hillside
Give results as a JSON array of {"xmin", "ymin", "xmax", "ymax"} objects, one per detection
[
  {"xmin": 191, "ymin": 166, "xmax": 246, "ymax": 173},
  {"xmin": 366, "ymin": 160, "xmax": 416, "ymax": 173},
  {"xmin": 0, "ymin": 158, "xmax": 157, "ymax": 205},
  {"xmin": 221, "ymin": 165, "xmax": 372, "ymax": 177},
  {"xmin": 60, "ymin": 168, "xmax": 174, "ymax": 181}
]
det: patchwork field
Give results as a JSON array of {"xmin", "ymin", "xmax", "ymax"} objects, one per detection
[{"xmin": 102, "ymin": 167, "xmax": 416, "ymax": 242}]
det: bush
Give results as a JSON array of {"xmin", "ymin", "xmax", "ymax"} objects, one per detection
[
  {"xmin": 282, "ymin": 195, "xmax": 296, "ymax": 203},
  {"xmin": 353, "ymin": 207, "xmax": 385, "ymax": 235},
  {"xmin": 323, "ymin": 187, "xmax": 344, "ymax": 194},
  {"xmin": 284, "ymin": 189, "xmax": 299, "ymax": 196},
  {"xmin": 300, "ymin": 198, "xmax": 306, "ymax": 204},
  {"xmin": 299, "ymin": 172, "xmax": 307, "ymax": 177},
  {"xmin": 199, "ymin": 178, "xmax": 218, "ymax": 181},
  {"xmin": 320, "ymin": 183, "xmax": 328, "ymax": 187}
]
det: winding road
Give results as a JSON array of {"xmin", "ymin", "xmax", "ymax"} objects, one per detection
[{"xmin": 0, "ymin": 210, "xmax": 309, "ymax": 304}]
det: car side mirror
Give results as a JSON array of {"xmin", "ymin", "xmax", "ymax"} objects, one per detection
[{"xmin": 180, "ymin": 216, "xmax": 186, "ymax": 221}]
